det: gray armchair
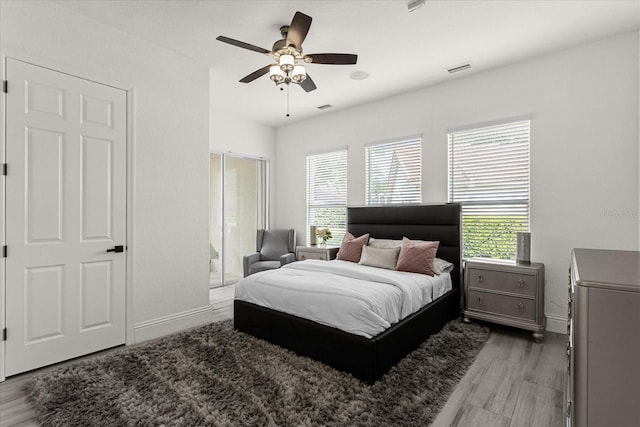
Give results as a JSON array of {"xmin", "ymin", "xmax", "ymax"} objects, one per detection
[{"xmin": 243, "ymin": 229, "xmax": 297, "ymax": 277}]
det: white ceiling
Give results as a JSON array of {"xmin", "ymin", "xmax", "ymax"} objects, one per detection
[{"xmin": 55, "ymin": 0, "xmax": 640, "ymax": 128}]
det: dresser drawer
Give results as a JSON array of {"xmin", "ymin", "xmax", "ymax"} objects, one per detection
[
  {"xmin": 467, "ymin": 267, "xmax": 536, "ymax": 297},
  {"xmin": 467, "ymin": 290, "xmax": 536, "ymax": 321},
  {"xmin": 297, "ymin": 250, "xmax": 328, "ymax": 261}
]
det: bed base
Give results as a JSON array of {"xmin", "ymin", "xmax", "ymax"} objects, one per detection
[
  {"xmin": 234, "ymin": 288, "xmax": 460, "ymax": 384},
  {"xmin": 235, "ymin": 203, "xmax": 462, "ymax": 383}
]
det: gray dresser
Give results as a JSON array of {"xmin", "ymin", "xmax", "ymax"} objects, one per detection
[
  {"xmin": 463, "ymin": 258, "xmax": 545, "ymax": 342},
  {"xmin": 567, "ymin": 249, "xmax": 640, "ymax": 427}
]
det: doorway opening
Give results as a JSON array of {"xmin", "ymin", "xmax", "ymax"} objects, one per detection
[{"xmin": 209, "ymin": 152, "xmax": 268, "ymax": 287}]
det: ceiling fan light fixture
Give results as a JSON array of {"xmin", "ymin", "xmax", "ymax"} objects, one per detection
[
  {"xmin": 269, "ymin": 65, "xmax": 284, "ymax": 83},
  {"xmin": 292, "ymin": 65, "xmax": 306, "ymax": 83},
  {"xmin": 279, "ymin": 54, "xmax": 295, "ymax": 72}
]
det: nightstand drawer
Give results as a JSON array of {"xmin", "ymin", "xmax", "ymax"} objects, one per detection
[
  {"xmin": 298, "ymin": 250, "xmax": 329, "ymax": 261},
  {"xmin": 467, "ymin": 268, "xmax": 536, "ymax": 297},
  {"xmin": 467, "ymin": 290, "xmax": 536, "ymax": 322}
]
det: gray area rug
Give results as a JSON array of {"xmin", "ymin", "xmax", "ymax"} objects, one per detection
[{"xmin": 26, "ymin": 318, "xmax": 489, "ymax": 426}]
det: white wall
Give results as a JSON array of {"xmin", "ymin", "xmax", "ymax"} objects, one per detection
[
  {"xmin": 210, "ymin": 97, "xmax": 277, "ymax": 226},
  {"xmin": 275, "ymin": 31, "xmax": 640, "ymax": 333},
  {"xmin": 1, "ymin": 1, "xmax": 211, "ymax": 343}
]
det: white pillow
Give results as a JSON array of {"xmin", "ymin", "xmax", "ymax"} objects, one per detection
[
  {"xmin": 368, "ymin": 238, "xmax": 454, "ymax": 274},
  {"xmin": 368, "ymin": 238, "xmax": 404, "ymax": 249},
  {"xmin": 358, "ymin": 246, "xmax": 400, "ymax": 270},
  {"xmin": 433, "ymin": 257, "xmax": 454, "ymax": 275}
]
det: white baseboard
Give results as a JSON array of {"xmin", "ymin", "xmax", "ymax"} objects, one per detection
[
  {"xmin": 545, "ymin": 313, "xmax": 567, "ymax": 334},
  {"xmin": 134, "ymin": 305, "xmax": 213, "ymax": 343}
]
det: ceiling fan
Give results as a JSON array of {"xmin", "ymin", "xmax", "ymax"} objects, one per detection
[{"xmin": 216, "ymin": 11, "xmax": 358, "ymax": 93}]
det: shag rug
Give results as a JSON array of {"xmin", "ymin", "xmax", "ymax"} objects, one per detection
[{"xmin": 26, "ymin": 318, "xmax": 489, "ymax": 426}]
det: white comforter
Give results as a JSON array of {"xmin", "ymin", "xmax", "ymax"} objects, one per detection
[{"xmin": 234, "ymin": 259, "xmax": 452, "ymax": 338}]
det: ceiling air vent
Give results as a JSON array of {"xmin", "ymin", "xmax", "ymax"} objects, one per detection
[
  {"xmin": 447, "ymin": 63, "xmax": 471, "ymax": 74},
  {"xmin": 317, "ymin": 104, "xmax": 333, "ymax": 110}
]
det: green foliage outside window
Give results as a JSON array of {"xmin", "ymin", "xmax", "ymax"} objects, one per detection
[
  {"xmin": 462, "ymin": 215, "xmax": 528, "ymax": 260},
  {"xmin": 308, "ymin": 207, "xmax": 346, "ymax": 246}
]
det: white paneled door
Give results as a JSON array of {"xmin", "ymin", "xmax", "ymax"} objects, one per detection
[{"xmin": 4, "ymin": 59, "xmax": 127, "ymax": 376}]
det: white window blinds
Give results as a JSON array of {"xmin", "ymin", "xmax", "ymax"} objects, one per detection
[
  {"xmin": 365, "ymin": 137, "xmax": 421, "ymax": 204},
  {"xmin": 307, "ymin": 149, "xmax": 347, "ymax": 246},
  {"xmin": 448, "ymin": 119, "xmax": 530, "ymax": 260}
]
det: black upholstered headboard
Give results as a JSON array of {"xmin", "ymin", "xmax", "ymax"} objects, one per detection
[{"xmin": 347, "ymin": 203, "xmax": 462, "ymax": 290}]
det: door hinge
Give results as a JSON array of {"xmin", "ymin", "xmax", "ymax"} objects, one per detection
[
  {"xmin": 2, "ymin": 163, "xmax": 6, "ymax": 176},
  {"xmin": 2, "ymin": 245, "xmax": 6, "ymax": 258},
  {"xmin": 2, "ymin": 328, "xmax": 6, "ymax": 341},
  {"xmin": 2, "ymin": 80, "xmax": 6, "ymax": 93}
]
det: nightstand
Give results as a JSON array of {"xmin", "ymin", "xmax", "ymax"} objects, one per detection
[
  {"xmin": 296, "ymin": 245, "xmax": 339, "ymax": 261},
  {"xmin": 463, "ymin": 258, "xmax": 546, "ymax": 342}
]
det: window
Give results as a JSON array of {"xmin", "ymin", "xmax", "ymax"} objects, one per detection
[
  {"xmin": 307, "ymin": 149, "xmax": 347, "ymax": 246},
  {"xmin": 365, "ymin": 136, "xmax": 421, "ymax": 204},
  {"xmin": 448, "ymin": 119, "xmax": 530, "ymax": 260}
]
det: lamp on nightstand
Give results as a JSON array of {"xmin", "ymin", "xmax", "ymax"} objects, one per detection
[
  {"xmin": 310, "ymin": 225, "xmax": 317, "ymax": 246},
  {"xmin": 516, "ymin": 232, "xmax": 531, "ymax": 265}
]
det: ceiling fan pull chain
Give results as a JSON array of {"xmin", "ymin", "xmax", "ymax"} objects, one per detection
[{"xmin": 286, "ymin": 84, "xmax": 290, "ymax": 117}]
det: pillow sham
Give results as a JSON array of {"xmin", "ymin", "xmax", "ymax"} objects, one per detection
[
  {"xmin": 336, "ymin": 232, "xmax": 370, "ymax": 263},
  {"xmin": 433, "ymin": 257, "xmax": 454, "ymax": 275},
  {"xmin": 358, "ymin": 246, "xmax": 400, "ymax": 270},
  {"xmin": 396, "ymin": 237, "xmax": 439, "ymax": 276}
]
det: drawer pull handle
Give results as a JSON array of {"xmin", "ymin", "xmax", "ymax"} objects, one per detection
[
  {"xmin": 518, "ymin": 279, "xmax": 525, "ymax": 287},
  {"xmin": 518, "ymin": 302, "xmax": 525, "ymax": 312},
  {"xmin": 477, "ymin": 275, "xmax": 483, "ymax": 283}
]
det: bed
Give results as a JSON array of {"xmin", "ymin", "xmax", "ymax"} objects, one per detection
[{"xmin": 234, "ymin": 203, "xmax": 462, "ymax": 383}]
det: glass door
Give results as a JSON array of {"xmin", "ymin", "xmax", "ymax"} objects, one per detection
[
  {"xmin": 209, "ymin": 153, "xmax": 223, "ymax": 287},
  {"xmin": 210, "ymin": 153, "xmax": 268, "ymax": 287}
]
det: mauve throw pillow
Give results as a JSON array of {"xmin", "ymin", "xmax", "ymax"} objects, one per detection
[
  {"xmin": 396, "ymin": 237, "xmax": 440, "ymax": 276},
  {"xmin": 336, "ymin": 232, "xmax": 370, "ymax": 263}
]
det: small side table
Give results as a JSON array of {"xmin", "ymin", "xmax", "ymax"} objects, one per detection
[
  {"xmin": 463, "ymin": 258, "xmax": 546, "ymax": 342},
  {"xmin": 296, "ymin": 245, "xmax": 339, "ymax": 261}
]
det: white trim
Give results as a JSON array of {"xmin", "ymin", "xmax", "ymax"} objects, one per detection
[
  {"xmin": 545, "ymin": 313, "xmax": 567, "ymax": 335},
  {"xmin": 305, "ymin": 145, "xmax": 348, "ymax": 157},
  {"xmin": 133, "ymin": 305, "xmax": 214, "ymax": 343},
  {"xmin": 125, "ymin": 86, "xmax": 136, "ymax": 345},
  {"xmin": 210, "ymin": 149, "xmax": 269, "ymax": 162},
  {"xmin": 364, "ymin": 134, "xmax": 422, "ymax": 148},
  {"xmin": 0, "ymin": 56, "xmax": 7, "ymax": 382},
  {"xmin": 446, "ymin": 115, "xmax": 531, "ymax": 134}
]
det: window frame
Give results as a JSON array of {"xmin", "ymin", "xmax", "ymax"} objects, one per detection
[{"xmin": 447, "ymin": 117, "xmax": 531, "ymax": 261}]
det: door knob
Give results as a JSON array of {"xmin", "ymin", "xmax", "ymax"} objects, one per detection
[{"xmin": 106, "ymin": 245, "xmax": 124, "ymax": 253}]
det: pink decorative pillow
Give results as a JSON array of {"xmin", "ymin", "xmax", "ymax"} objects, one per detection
[
  {"xmin": 336, "ymin": 232, "xmax": 370, "ymax": 263},
  {"xmin": 396, "ymin": 237, "xmax": 440, "ymax": 276}
]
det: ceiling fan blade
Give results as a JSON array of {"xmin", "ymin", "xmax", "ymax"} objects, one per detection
[
  {"xmin": 300, "ymin": 74, "xmax": 317, "ymax": 92},
  {"xmin": 286, "ymin": 11, "xmax": 312, "ymax": 49},
  {"xmin": 306, "ymin": 53, "xmax": 358, "ymax": 65},
  {"xmin": 239, "ymin": 65, "xmax": 272, "ymax": 83},
  {"xmin": 216, "ymin": 36, "xmax": 271, "ymax": 55}
]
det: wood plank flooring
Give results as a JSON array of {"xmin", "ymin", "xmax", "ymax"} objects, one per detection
[
  {"xmin": 1, "ymin": 286, "xmax": 565, "ymax": 426},
  {"xmin": 432, "ymin": 325, "xmax": 565, "ymax": 426}
]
